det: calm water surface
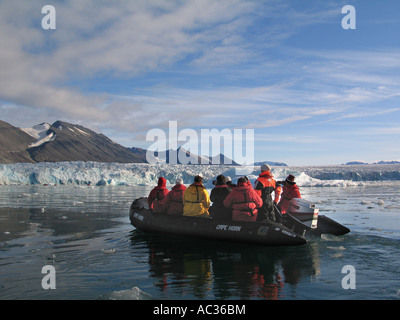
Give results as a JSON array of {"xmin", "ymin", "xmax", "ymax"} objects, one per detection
[{"xmin": 0, "ymin": 184, "xmax": 399, "ymax": 300}]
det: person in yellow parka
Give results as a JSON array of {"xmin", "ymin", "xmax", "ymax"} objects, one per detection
[{"xmin": 183, "ymin": 175, "xmax": 210, "ymax": 218}]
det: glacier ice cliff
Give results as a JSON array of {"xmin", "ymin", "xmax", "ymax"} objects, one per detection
[{"xmin": 0, "ymin": 162, "xmax": 399, "ymax": 187}]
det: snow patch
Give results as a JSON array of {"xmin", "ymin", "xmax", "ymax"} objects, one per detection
[
  {"xmin": 74, "ymin": 126, "xmax": 90, "ymax": 136},
  {"xmin": 21, "ymin": 123, "xmax": 56, "ymax": 148},
  {"xmin": 28, "ymin": 131, "xmax": 56, "ymax": 148},
  {"xmin": 21, "ymin": 123, "xmax": 51, "ymax": 139},
  {"xmin": 108, "ymin": 286, "xmax": 152, "ymax": 300}
]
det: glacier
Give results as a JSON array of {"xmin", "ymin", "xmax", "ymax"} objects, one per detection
[{"xmin": 0, "ymin": 161, "xmax": 399, "ymax": 187}]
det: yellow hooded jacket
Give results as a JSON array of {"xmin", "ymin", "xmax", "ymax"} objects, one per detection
[{"xmin": 183, "ymin": 183, "xmax": 210, "ymax": 218}]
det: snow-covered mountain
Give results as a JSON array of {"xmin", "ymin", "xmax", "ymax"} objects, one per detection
[
  {"xmin": 25, "ymin": 120, "xmax": 147, "ymax": 163},
  {"xmin": 2, "ymin": 120, "xmax": 247, "ymax": 165},
  {"xmin": 1, "ymin": 120, "xmax": 146, "ymax": 164},
  {"xmin": 253, "ymin": 161, "xmax": 287, "ymax": 167},
  {"xmin": 21, "ymin": 122, "xmax": 54, "ymax": 148},
  {"xmin": 144, "ymin": 146, "xmax": 240, "ymax": 165},
  {"xmin": 343, "ymin": 160, "xmax": 400, "ymax": 165}
]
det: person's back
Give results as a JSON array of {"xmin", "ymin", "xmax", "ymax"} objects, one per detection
[
  {"xmin": 254, "ymin": 164, "xmax": 281, "ymax": 221},
  {"xmin": 277, "ymin": 175, "xmax": 301, "ymax": 214},
  {"xmin": 148, "ymin": 177, "xmax": 169, "ymax": 213},
  {"xmin": 183, "ymin": 175, "xmax": 210, "ymax": 218},
  {"xmin": 162, "ymin": 178, "xmax": 186, "ymax": 215},
  {"xmin": 223, "ymin": 177, "xmax": 263, "ymax": 222},
  {"xmin": 210, "ymin": 175, "xmax": 232, "ymax": 220}
]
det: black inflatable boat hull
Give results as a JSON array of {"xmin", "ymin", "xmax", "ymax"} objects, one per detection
[
  {"xmin": 286, "ymin": 198, "xmax": 350, "ymax": 236},
  {"xmin": 129, "ymin": 200, "xmax": 306, "ymax": 246},
  {"xmin": 284, "ymin": 213, "xmax": 350, "ymax": 238},
  {"xmin": 311, "ymin": 215, "xmax": 350, "ymax": 236}
]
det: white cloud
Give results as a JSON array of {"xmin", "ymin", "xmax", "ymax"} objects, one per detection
[
  {"xmin": 0, "ymin": 0, "xmax": 256, "ymax": 126},
  {"xmin": 1, "ymin": 0, "xmax": 399, "ymax": 166}
]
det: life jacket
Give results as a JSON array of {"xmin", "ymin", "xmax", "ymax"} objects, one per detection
[
  {"xmin": 163, "ymin": 184, "xmax": 186, "ymax": 215},
  {"xmin": 234, "ymin": 190, "xmax": 257, "ymax": 216},
  {"xmin": 277, "ymin": 184, "xmax": 301, "ymax": 214},
  {"xmin": 223, "ymin": 182, "xmax": 263, "ymax": 222},
  {"xmin": 255, "ymin": 171, "xmax": 281, "ymax": 203},
  {"xmin": 183, "ymin": 183, "xmax": 210, "ymax": 218}
]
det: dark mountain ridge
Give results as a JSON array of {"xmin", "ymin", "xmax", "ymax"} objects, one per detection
[
  {"xmin": 0, "ymin": 120, "xmax": 146, "ymax": 164},
  {"xmin": 0, "ymin": 120, "xmax": 36, "ymax": 164}
]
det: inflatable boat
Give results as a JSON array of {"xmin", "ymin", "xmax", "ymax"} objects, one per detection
[
  {"xmin": 129, "ymin": 197, "xmax": 350, "ymax": 247},
  {"xmin": 130, "ymin": 198, "xmax": 307, "ymax": 246}
]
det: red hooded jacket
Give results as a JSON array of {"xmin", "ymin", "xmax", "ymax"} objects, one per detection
[
  {"xmin": 148, "ymin": 177, "xmax": 169, "ymax": 212},
  {"xmin": 277, "ymin": 183, "xmax": 301, "ymax": 214},
  {"xmin": 161, "ymin": 183, "xmax": 186, "ymax": 215},
  {"xmin": 223, "ymin": 181, "xmax": 263, "ymax": 222}
]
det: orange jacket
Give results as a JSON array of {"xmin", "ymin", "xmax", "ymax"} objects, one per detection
[
  {"xmin": 278, "ymin": 184, "xmax": 301, "ymax": 214},
  {"xmin": 254, "ymin": 171, "xmax": 281, "ymax": 203}
]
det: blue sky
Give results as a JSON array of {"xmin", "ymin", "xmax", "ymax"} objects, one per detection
[{"xmin": 0, "ymin": 0, "xmax": 399, "ymax": 166}]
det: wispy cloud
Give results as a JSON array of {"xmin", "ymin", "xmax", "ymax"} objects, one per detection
[
  {"xmin": 0, "ymin": 0, "xmax": 256, "ymax": 125},
  {"xmin": 0, "ymin": 0, "xmax": 399, "ymax": 165}
]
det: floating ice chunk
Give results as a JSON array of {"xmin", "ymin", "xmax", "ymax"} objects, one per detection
[
  {"xmin": 368, "ymin": 227, "xmax": 382, "ymax": 232},
  {"xmin": 101, "ymin": 248, "xmax": 116, "ymax": 254},
  {"xmin": 360, "ymin": 200, "xmax": 372, "ymax": 205},
  {"xmin": 109, "ymin": 286, "xmax": 152, "ymax": 300},
  {"xmin": 327, "ymin": 246, "xmax": 346, "ymax": 251},
  {"xmin": 332, "ymin": 252, "xmax": 344, "ymax": 258}
]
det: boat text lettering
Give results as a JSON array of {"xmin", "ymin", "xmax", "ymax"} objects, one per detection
[
  {"xmin": 216, "ymin": 224, "xmax": 241, "ymax": 232},
  {"xmin": 281, "ymin": 229, "xmax": 297, "ymax": 238}
]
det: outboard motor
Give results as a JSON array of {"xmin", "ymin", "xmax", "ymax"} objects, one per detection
[{"xmin": 287, "ymin": 198, "xmax": 319, "ymax": 229}]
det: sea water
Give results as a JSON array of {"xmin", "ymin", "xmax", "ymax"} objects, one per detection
[{"xmin": 0, "ymin": 183, "xmax": 399, "ymax": 300}]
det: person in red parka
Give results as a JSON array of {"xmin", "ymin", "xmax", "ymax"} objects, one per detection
[
  {"xmin": 161, "ymin": 178, "xmax": 186, "ymax": 215},
  {"xmin": 148, "ymin": 177, "xmax": 169, "ymax": 213},
  {"xmin": 223, "ymin": 177, "xmax": 263, "ymax": 222},
  {"xmin": 254, "ymin": 163, "xmax": 282, "ymax": 222},
  {"xmin": 277, "ymin": 174, "xmax": 301, "ymax": 214}
]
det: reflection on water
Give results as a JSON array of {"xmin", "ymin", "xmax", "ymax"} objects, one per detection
[
  {"xmin": 1, "ymin": 184, "xmax": 399, "ymax": 300},
  {"xmin": 129, "ymin": 230, "xmax": 322, "ymax": 300}
]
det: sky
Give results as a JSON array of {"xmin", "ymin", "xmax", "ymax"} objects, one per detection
[{"xmin": 0, "ymin": 0, "xmax": 399, "ymax": 166}]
